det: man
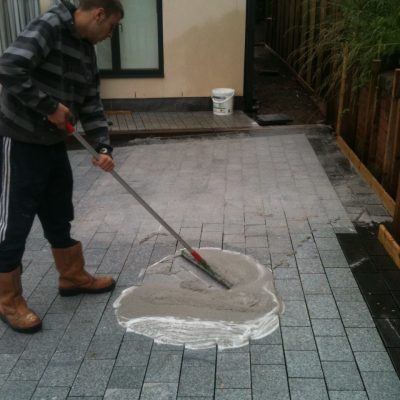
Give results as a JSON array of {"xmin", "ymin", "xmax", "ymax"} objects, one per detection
[{"xmin": 0, "ymin": 0, "xmax": 124, "ymax": 333}]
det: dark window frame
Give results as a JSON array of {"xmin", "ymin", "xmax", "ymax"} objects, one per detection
[{"xmin": 99, "ymin": 0, "xmax": 164, "ymax": 78}]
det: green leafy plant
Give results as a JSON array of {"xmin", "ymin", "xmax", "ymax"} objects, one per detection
[{"xmin": 293, "ymin": 0, "xmax": 400, "ymax": 96}]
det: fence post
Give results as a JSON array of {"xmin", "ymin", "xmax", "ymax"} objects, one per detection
[
  {"xmin": 336, "ymin": 45, "xmax": 349, "ymax": 137},
  {"xmin": 382, "ymin": 69, "xmax": 400, "ymax": 196},
  {"xmin": 392, "ymin": 173, "xmax": 400, "ymax": 242}
]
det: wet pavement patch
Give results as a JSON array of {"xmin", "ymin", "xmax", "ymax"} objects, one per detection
[
  {"xmin": 337, "ymin": 224, "xmax": 400, "ymax": 375},
  {"xmin": 114, "ymin": 248, "xmax": 284, "ymax": 349}
]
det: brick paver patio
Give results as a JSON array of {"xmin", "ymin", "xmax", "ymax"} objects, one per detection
[{"xmin": 1, "ymin": 126, "xmax": 399, "ymax": 399}]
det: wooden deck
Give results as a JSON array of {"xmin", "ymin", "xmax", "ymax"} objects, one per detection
[{"xmin": 78, "ymin": 111, "xmax": 259, "ymax": 134}]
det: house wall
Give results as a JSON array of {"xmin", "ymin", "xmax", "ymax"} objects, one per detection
[{"xmin": 101, "ymin": 0, "xmax": 246, "ymax": 99}]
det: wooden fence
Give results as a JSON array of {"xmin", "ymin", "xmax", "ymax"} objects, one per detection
[{"xmin": 260, "ymin": 0, "xmax": 400, "ymax": 243}]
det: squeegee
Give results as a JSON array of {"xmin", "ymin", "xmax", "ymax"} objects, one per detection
[{"xmin": 66, "ymin": 123, "xmax": 232, "ymax": 289}]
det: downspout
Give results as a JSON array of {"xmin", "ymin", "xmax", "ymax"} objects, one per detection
[{"xmin": 244, "ymin": 0, "xmax": 256, "ymax": 112}]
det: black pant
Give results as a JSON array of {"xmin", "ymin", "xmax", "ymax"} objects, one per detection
[{"xmin": 0, "ymin": 137, "xmax": 76, "ymax": 272}]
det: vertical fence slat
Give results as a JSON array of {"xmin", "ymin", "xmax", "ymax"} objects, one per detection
[
  {"xmin": 335, "ymin": 45, "xmax": 349, "ymax": 137},
  {"xmin": 382, "ymin": 69, "xmax": 400, "ymax": 191}
]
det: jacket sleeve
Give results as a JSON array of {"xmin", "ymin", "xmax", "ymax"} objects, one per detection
[
  {"xmin": 0, "ymin": 14, "xmax": 59, "ymax": 116},
  {"xmin": 79, "ymin": 69, "xmax": 110, "ymax": 146}
]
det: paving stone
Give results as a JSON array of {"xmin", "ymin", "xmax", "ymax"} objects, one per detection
[
  {"xmin": 69, "ymin": 360, "xmax": 114, "ymax": 397},
  {"xmin": 215, "ymin": 389, "xmax": 252, "ymax": 399},
  {"xmin": 289, "ymin": 378, "xmax": 329, "ymax": 400},
  {"xmin": 275, "ymin": 279, "xmax": 304, "ymax": 300},
  {"xmin": 346, "ymin": 328, "xmax": 386, "ymax": 352},
  {"xmin": 250, "ymin": 344, "xmax": 284, "ymax": 364},
  {"xmin": 140, "ymin": 383, "xmax": 178, "ymax": 400},
  {"xmin": 104, "ymin": 388, "xmax": 140, "ymax": 400},
  {"xmin": 285, "ymin": 350, "xmax": 323, "ymax": 378},
  {"xmin": 85, "ymin": 334, "xmax": 123, "ymax": 360},
  {"xmin": 306, "ymin": 295, "xmax": 340, "ymax": 319},
  {"xmin": 311, "ymin": 319, "xmax": 346, "ymax": 336},
  {"xmin": 178, "ymin": 366, "xmax": 215, "ymax": 397},
  {"xmin": 145, "ymin": 352, "xmax": 182, "ymax": 383},
  {"xmin": 108, "ymin": 366, "xmax": 146, "ymax": 389},
  {"xmin": 354, "ymin": 351, "xmax": 396, "ymax": 372},
  {"xmin": 322, "ymin": 361, "xmax": 364, "ymax": 390},
  {"xmin": 319, "ymin": 250, "xmax": 349, "ymax": 268},
  {"xmin": 8, "ymin": 358, "xmax": 49, "ymax": 381},
  {"xmin": 325, "ymin": 268, "xmax": 358, "ymax": 288},
  {"xmin": 328, "ymin": 391, "xmax": 368, "ymax": 400},
  {"xmin": 273, "ymin": 267, "xmax": 299, "ymax": 280},
  {"xmin": 32, "ymin": 386, "xmax": 70, "ymax": 399},
  {"xmin": 361, "ymin": 371, "xmax": 400, "ymax": 399},
  {"xmin": 336, "ymin": 301, "xmax": 375, "ymax": 327},
  {"xmin": 0, "ymin": 380, "xmax": 37, "ymax": 400},
  {"xmin": 281, "ymin": 327, "xmax": 316, "ymax": 350},
  {"xmin": 0, "ymin": 354, "xmax": 19, "ymax": 374},
  {"xmin": 251, "ymin": 364, "xmax": 290, "ymax": 400},
  {"xmin": 300, "ymin": 274, "xmax": 331, "ymax": 294},
  {"xmin": 250, "ymin": 327, "xmax": 282, "ymax": 345},
  {"xmin": 216, "ymin": 352, "xmax": 251, "ymax": 389},
  {"xmin": 115, "ymin": 339, "xmax": 152, "ymax": 367},
  {"xmin": 280, "ymin": 300, "xmax": 310, "ymax": 327},
  {"xmin": 296, "ymin": 258, "xmax": 324, "ymax": 274},
  {"xmin": 315, "ymin": 336, "xmax": 354, "ymax": 361}
]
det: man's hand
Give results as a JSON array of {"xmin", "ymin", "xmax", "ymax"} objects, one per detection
[
  {"xmin": 47, "ymin": 103, "xmax": 73, "ymax": 130},
  {"xmin": 92, "ymin": 154, "xmax": 114, "ymax": 172}
]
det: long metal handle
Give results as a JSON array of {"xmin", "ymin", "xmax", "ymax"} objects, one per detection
[{"xmin": 66, "ymin": 124, "xmax": 196, "ymax": 253}]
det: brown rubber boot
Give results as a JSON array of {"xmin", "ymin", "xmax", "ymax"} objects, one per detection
[
  {"xmin": 0, "ymin": 267, "xmax": 42, "ymax": 333},
  {"xmin": 52, "ymin": 242, "xmax": 115, "ymax": 297}
]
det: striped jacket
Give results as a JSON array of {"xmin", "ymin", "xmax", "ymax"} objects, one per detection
[{"xmin": 0, "ymin": 0, "xmax": 109, "ymax": 147}]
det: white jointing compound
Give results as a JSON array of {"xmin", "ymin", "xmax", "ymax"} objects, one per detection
[{"xmin": 114, "ymin": 248, "xmax": 284, "ymax": 349}]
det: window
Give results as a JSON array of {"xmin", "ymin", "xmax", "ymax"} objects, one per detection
[
  {"xmin": 97, "ymin": 0, "xmax": 164, "ymax": 78},
  {"xmin": 0, "ymin": 0, "xmax": 41, "ymax": 54}
]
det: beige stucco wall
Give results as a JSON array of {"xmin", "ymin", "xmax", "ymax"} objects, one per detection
[{"xmin": 101, "ymin": 0, "xmax": 247, "ymax": 99}]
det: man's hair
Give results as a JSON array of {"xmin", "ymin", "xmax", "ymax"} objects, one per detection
[{"xmin": 78, "ymin": 0, "xmax": 124, "ymax": 18}]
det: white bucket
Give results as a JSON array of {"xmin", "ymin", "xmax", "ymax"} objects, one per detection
[{"xmin": 212, "ymin": 88, "xmax": 235, "ymax": 116}]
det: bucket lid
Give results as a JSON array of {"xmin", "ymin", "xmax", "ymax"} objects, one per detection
[{"xmin": 212, "ymin": 88, "xmax": 235, "ymax": 96}]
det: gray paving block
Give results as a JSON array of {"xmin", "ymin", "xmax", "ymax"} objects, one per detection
[
  {"xmin": 322, "ymin": 361, "xmax": 364, "ymax": 391},
  {"xmin": 361, "ymin": 371, "xmax": 400, "ymax": 400},
  {"xmin": 331, "ymin": 287, "xmax": 364, "ymax": 302},
  {"xmin": 116, "ymin": 340, "xmax": 152, "ymax": 367},
  {"xmin": 311, "ymin": 319, "xmax": 345, "ymax": 337},
  {"xmin": 69, "ymin": 359, "xmax": 115, "ymax": 397},
  {"xmin": 275, "ymin": 279, "xmax": 304, "ymax": 300},
  {"xmin": 0, "ymin": 380, "xmax": 37, "ymax": 400},
  {"xmin": 354, "ymin": 351, "xmax": 395, "ymax": 372},
  {"xmin": 250, "ymin": 344, "xmax": 284, "ymax": 364},
  {"xmin": 325, "ymin": 268, "xmax": 358, "ymax": 288},
  {"xmin": 285, "ymin": 351, "xmax": 323, "ymax": 378},
  {"xmin": 250, "ymin": 327, "xmax": 282, "ymax": 345},
  {"xmin": 306, "ymin": 295, "xmax": 340, "ymax": 319},
  {"xmin": 315, "ymin": 336, "xmax": 354, "ymax": 361},
  {"xmin": 86, "ymin": 334, "xmax": 123, "ymax": 360},
  {"xmin": 336, "ymin": 301, "xmax": 375, "ymax": 328},
  {"xmin": 216, "ymin": 352, "xmax": 251, "ymax": 389},
  {"xmin": 108, "ymin": 366, "xmax": 146, "ymax": 389},
  {"xmin": 104, "ymin": 388, "xmax": 140, "ymax": 400},
  {"xmin": 0, "ymin": 354, "xmax": 19, "ymax": 374},
  {"xmin": 178, "ymin": 366, "xmax": 214, "ymax": 397},
  {"xmin": 300, "ymin": 274, "xmax": 331, "ymax": 294},
  {"xmin": 289, "ymin": 378, "xmax": 329, "ymax": 400},
  {"xmin": 215, "ymin": 389, "xmax": 252, "ymax": 400},
  {"xmin": 8, "ymin": 358, "xmax": 48, "ymax": 381},
  {"xmin": 32, "ymin": 386, "xmax": 70, "ymax": 399},
  {"xmin": 145, "ymin": 352, "xmax": 182, "ymax": 383},
  {"xmin": 280, "ymin": 301, "xmax": 310, "ymax": 327},
  {"xmin": 252, "ymin": 364, "xmax": 289, "ymax": 400},
  {"xmin": 140, "ymin": 383, "xmax": 178, "ymax": 400},
  {"xmin": 282, "ymin": 327, "xmax": 316, "ymax": 350},
  {"xmin": 296, "ymin": 258, "xmax": 324, "ymax": 274},
  {"xmin": 273, "ymin": 267, "xmax": 299, "ymax": 280},
  {"xmin": 346, "ymin": 328, "xmax": 386, "ymax": 352},
  {"xmin": 319, "ymin": 250, "xmax": 349, "ymax": 268},
  {"xmin": 328, "ymin": 391, "xmax": 368, "ymax": 400}
]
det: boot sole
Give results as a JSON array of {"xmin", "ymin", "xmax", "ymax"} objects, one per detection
[
  {"xmin": 0, "ymin": 314, "xmax": 42, "ymax": 334},
  {"xmin": 59, "ymin": 281, "xmax": 116, "ymax": 297}
]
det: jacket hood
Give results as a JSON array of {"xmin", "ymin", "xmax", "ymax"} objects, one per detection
[{"xmin": 47, "ymin": 1, "xmax": 79, "ymax": 38}]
